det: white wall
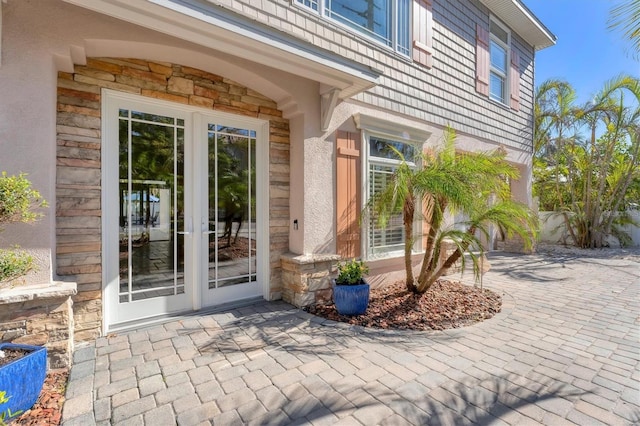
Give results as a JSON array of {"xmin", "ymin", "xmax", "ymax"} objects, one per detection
[{"xmin": 539, "ymin": 211, "xmax": 640, "ymax": 247}]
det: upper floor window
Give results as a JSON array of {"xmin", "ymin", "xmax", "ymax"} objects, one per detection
[
  {"xmin": 489, "ymin": 19, "xmax": 510, "ymax": 104},
  {"xmin": 296, "ymin": 0, "xmax": 411, "ymax": 56}
]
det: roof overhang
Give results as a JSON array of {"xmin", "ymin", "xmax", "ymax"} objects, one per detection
[
  {"xmin": 61, "ymin": 0, "xmax": 381, "ymax": 98},
  {"xmin": 479, "ymin": 0, "xmax": 556, "ymax": 50}
]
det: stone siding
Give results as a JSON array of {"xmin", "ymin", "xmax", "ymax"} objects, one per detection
[
  {"xmin": 497, "ymin": 234, "xmax": 535, "ymax": 254},
  {"xmin": 281, "ymin": 254, "xmax": 341, "ymax": 307},
  {"xmin": 0, "ymin": 282, "xmax": 77, "ymax": 369},
  {"xmin": 56, "ymin": 58, "xmax": 289, "ymax": 342}
]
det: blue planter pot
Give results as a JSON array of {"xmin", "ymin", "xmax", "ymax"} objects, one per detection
[
  {"xmin": 333, "ymin": 280, "xmax": 370, "ymax": 315},
  {"xmin": 0, "ymin": 343, "xmax": 47, "ymax": 422}
]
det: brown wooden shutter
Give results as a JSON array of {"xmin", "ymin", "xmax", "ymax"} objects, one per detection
[
  {"xmin": 510, "ymin": 49, "xmax": 521, "ymax": 111},
  {"xmin": 336, "ymin": 130, "xmax": 361, "ymax": 259},
  {"xmin": 413, "ymin": 0, "xmax": 434, "ymax": 68},
  {"xmin": 476, "ymin": 23, "xmax": 490, "ymax": 96}
]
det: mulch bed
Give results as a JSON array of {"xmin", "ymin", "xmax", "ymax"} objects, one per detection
[
  {"xmin": 11, "ymin": 369, "xmax": 68, "ymax": 426},
  {"xmin": 305, "ymin": 279, "xmax": 502, "ymax": 331}
]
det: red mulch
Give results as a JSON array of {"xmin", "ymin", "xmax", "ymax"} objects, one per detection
[
  {"xmin": 305, "ymin": 279, "xmax": 502, "ymax": 331},
  {"xmin": 12, "ymin": 369, "xmax": 68, "ymax": 426}
]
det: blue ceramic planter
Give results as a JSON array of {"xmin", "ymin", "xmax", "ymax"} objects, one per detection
[
  {"xmin": 0, "ymin": 343, "xmax": 47, "ymax": 422},
  {"xmin": 333, "ymin": 280, "xmax": 370, "ymax": 315}
]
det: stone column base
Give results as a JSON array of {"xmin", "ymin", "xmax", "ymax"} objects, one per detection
[
  {"xmin": 0, "ymin": 281, "xmax": 77, "ymax": 369},
  {"xmin": 281, "ymin": 253, "xmax": 341, "ymax": 308}
]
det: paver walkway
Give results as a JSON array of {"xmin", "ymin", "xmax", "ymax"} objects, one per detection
[{"xmin": 62, "ymin": 250, "xmax": 640, "ymax": 425}]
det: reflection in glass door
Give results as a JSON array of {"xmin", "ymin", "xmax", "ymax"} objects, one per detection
[
  {"xmin": 104, "ymin": 90, "xmax": 267, "ymax": 331},
  {"xmin": 203, "ymin": 124, "xmax": 257, "ymax": 298},
  {"xmin": 118, "ymin": 110, "xmax": 187, "ymax": 304}
]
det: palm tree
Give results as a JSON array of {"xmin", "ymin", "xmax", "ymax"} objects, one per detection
[
  {"xmin": 534, "ymin": 75, "xmax": 640, "ymax": 248},
  {"xmin": 367, "ymin": 127, "xmax": 537, "ymax": 294},
  {"xmin": 608, "ymin": 0, "xmax": 640, "ymax": 58}
]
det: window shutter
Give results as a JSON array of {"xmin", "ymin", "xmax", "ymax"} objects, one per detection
[
  {"xmin": 336, "ymin": 130, "xmax": 361, "ymax": 259},
  {"xmin": 476, "ymin": 23, "xmax": 490, "ymax": 96},
  {"xmin": 413, "ymin": 0, "xmax": 434, "ymax": 68},
  {"xmin": 510, "ymin": 49, "xmax": 520, "ymax": 111}
]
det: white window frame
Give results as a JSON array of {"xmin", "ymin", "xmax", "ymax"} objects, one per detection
[
  {"xmin": 489, "ymin": 17, "xmax": 510, "ymax": 105},
  {"xmin": 294, "ymin": 0, "xmax": 411, "ymax": 56},
  {"xmin": 365, "ymin": 135, "xmax": 417, "ymax": 259}
]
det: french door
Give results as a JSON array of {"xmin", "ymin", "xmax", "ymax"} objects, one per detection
[{"xmin": 103, "ymin": 90, "xmax": 268, "ymax": 331}]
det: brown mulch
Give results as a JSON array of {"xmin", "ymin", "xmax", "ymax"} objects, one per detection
[
  {"xmin": 305, "ymin": 279, "xmax": 502, "ymax": 331},
  {"xmin": 12, "ymin": 369, "xmax": 68, "ymax": 426},
  {"xmin": 0, "ymin": 348, "xmax": 30, "ymax": 367}
]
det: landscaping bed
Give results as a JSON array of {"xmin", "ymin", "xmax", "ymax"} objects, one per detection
[{"xmin": 306, "ymin": 279, "xmax": 502, "ymax": 331}]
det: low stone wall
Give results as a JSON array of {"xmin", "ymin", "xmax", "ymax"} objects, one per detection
[
  {"xmin": 281, "ymin": 254, "xmax": 341, "ymax": 307},
  {"xmin": 497, "ymin": 234, "xmax": 535, "ymax": 254},
  {"xmin": 0, "ymin": 282, "xmax": 77, "ymax": 369}
]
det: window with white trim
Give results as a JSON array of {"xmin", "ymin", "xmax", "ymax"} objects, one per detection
[
  {"xmin": 296, "ymin": 0, "xmax": 411, "ymax": 56},
  {"xmin": 367, "ymin": 135, "xmax": 417, "ymax": 257},
  {"xmin": 489, "ymin": 18, "xmax": 510, "ymax": 104}
]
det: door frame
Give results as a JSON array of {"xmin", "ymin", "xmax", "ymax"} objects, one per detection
[{"xmin": 101, "ymin": 89, "xmax": 270, "ymax": 332}]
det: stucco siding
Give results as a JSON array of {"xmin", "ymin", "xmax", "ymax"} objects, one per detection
[{"xmin": 205, "ymin": 0, "xmax": 536, "ymax": 152}]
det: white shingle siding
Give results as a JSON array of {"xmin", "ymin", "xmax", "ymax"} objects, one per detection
[{"xmin": 214, "ymin": 0, "xmax": 536, "ymax": 151}]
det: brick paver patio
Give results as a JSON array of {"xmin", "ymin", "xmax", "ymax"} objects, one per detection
[{"xmin": 62, "ymin": 250, "xmax": 640, "ymax": 425}]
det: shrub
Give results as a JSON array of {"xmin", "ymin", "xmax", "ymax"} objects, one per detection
[
  {"xmin": 336, "ymin": 259, "xmax": 369, "ymax": 285},
  {"xmin": 0, "ymin": 247, "xmax": 33, "ymax": 283},
  {"xmin": 0, "ymin": 172, "xmax": 46, "ymax": 228}
]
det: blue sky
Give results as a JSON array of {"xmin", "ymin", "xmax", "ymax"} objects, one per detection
[{"xmin": 526, "ymin": 0, "xmax": 640, "ymax": 104}]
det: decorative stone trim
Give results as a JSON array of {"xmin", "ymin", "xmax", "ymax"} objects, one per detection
[
  {"xmin": 0, "ymin": 281, "xmax": 77, "ymax": 368},
  {"xmin": 281, "ymin": 253, "xmax": 341, "ymax": 307}
]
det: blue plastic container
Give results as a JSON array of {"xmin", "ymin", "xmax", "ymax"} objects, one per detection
[
  {"xmin": 0, "ymin": 343, "xmax": 47, "ymax": 422},
  {"xmin": 333, "ymin": 280, "xmax": 370, "ymax": 315}
]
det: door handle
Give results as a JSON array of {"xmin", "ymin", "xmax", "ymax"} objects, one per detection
[{"xmin": 178, "ymin": 217, "xmax": 193, "ymax": 235}]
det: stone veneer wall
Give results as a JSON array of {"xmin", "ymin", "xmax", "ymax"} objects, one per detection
[
  {"xmin": 497, "ymin": 235, "xmax": 535, "ymax": 254},
  {"xmin": 0, "ymin": 282, "xmax": 77, "ymax": 369},
  {"xmin": 281, "ymin": 254, "xmax": 340, "ymax": 307},
  {"xmin": 56, "ymin": 58, "xmax": 289, "ymax": 342}
]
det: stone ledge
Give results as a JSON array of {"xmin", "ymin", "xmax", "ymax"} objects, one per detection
[{"xmin": 0, "ymin": 281, "xmax": 78, "ymax": 305}]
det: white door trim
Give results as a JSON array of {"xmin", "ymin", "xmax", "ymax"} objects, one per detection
[{"xmin": 101, "ymin": 89, "xmax": 270, "ymax": 333}]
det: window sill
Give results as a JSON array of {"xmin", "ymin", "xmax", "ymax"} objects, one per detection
[{"xmin": 487, "ymin": 97, "xmax": 511, "ymax": 111}]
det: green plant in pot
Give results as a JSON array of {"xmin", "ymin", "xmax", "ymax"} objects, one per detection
[{"xmin": 333, "ymin": 259, "xmax": 370, "ymax": 315}]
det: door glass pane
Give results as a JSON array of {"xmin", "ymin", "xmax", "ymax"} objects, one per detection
[
  {"xmin": 119, "ymin": 111, "xmax": 185, "ymax": 303},
  {"xmin": 207, "ymin": 125, "xmax": 256, "ymax": 289}
]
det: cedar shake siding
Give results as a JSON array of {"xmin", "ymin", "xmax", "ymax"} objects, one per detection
[{"xmin": 196, "ymin": 0, "xmax": 536, "ymax": 152}]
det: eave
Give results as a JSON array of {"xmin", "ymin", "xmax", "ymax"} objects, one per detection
[
  {"xmin": 61, "ymin": 0, "xmax": 381, "ymax": 99},
  {"xmin": 479, "ymin": 0, "xmax": 556, "ymax": 50}
]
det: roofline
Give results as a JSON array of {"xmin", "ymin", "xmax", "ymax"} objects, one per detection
[{"xmin": 480, "ymin": 0, "xmax": 557, "ymax": 50}]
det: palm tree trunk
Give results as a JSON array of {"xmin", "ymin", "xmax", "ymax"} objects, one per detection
[{"xmin": 403, "ymin": 196, "xmax": 416, "ymax": 292}]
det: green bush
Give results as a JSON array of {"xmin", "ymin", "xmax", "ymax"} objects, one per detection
[
  {"xmin": 0, "ymin": 172, "xmax": 46, "ymax": 228},
  {"xmin": 336, "ymin": 259, "xmax": 369, "ymax": 285},
  {"xmin": 0, "ymin": 247, "xmax": 33, "ymax": 283}
]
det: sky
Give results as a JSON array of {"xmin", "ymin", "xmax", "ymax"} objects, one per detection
[{"xmin": 525, "ymin": 0, "xmax": 640, "ymax": 104}]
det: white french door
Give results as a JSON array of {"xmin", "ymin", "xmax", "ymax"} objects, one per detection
[{"xmin": 102, "ymin": 90, "xmax": 268, "ymax": 331}]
